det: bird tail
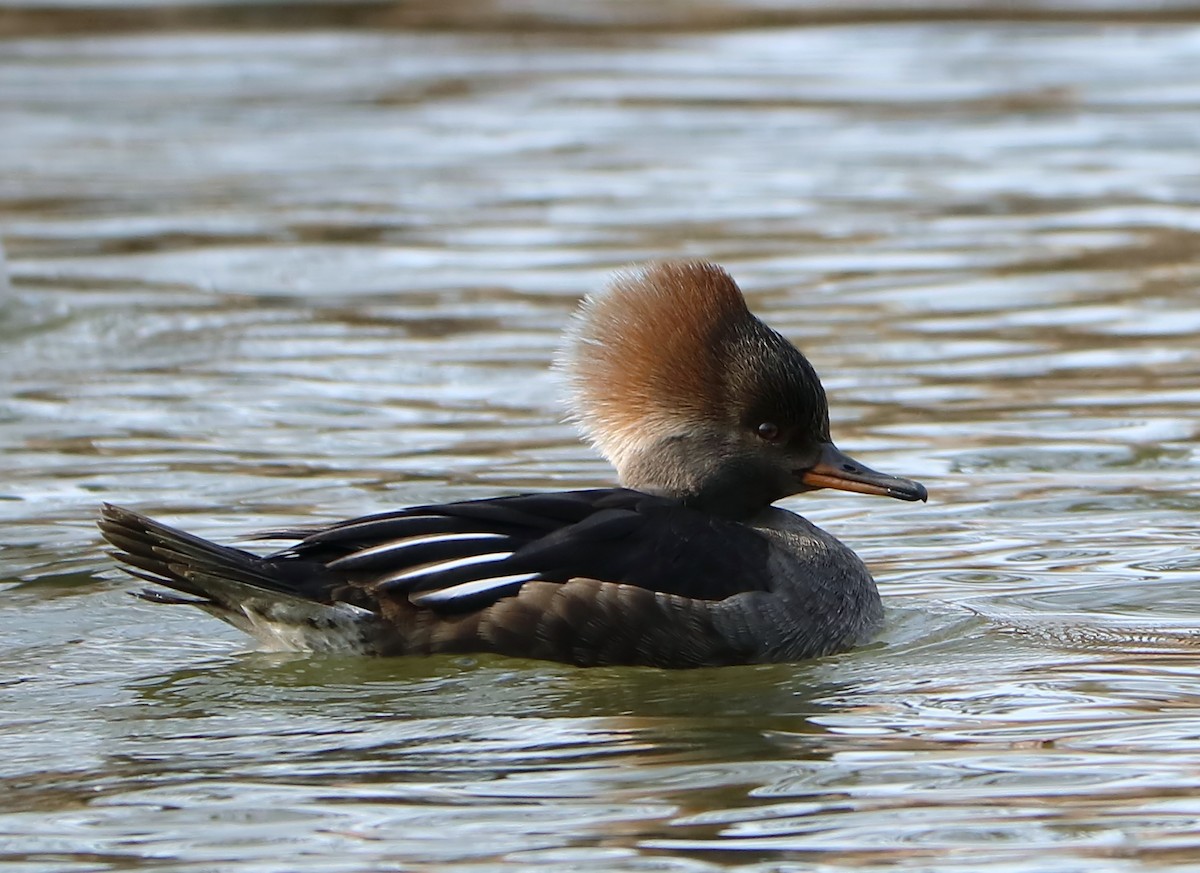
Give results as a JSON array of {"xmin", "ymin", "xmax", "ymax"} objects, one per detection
[{"xmin": 97, "ymin": 504, "xmax": 384, "ymax": 654}]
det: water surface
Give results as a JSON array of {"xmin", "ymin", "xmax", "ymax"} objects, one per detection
[{"xmin": 4, "ymin": 3, "xmax": 1200, "ymax": 870}]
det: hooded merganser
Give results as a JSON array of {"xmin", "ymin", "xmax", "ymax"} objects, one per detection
[{"xmin": 99, "ymin": 261, "xmax": 926, "ymax": 667}]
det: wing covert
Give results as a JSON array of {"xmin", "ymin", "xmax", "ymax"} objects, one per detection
[{"xmin": 264, "ymin": 488, "xmax": 776, "ymax": 613}]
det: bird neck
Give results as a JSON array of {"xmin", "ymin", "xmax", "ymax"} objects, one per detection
[{"xmin": 616, "ymin": 431, "xmax": 786, "ymax": 520}]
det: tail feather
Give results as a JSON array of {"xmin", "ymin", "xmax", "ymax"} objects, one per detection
[
  {"xmin": 132, "ymin": 587, "xmax": 210, "ymax": 605},
  {"xmin": 97, "ymin": 504, "xmax": 385, "ymax": 654},
  {"xmin": 98, "ymin": 503, "xmax": 281, "ymax": 601}
]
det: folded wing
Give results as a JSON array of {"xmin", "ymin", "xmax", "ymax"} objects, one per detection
[{"xmin": 264, "ymin": 489, "xmax": 776, "ymax": 612}]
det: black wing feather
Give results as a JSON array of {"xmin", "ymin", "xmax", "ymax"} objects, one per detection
[{"xmin": 266, "ymin": 488, "xmax": 774, "ymax": 613}]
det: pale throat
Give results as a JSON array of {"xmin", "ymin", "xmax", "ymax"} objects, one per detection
[{"xmin": 608, "ymin": 427, "xmax": 786, "ymax": 520}]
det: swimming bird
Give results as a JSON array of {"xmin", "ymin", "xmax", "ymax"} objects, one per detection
[{"xmin": 98, "ymin": 261, "xmax": 926, "ymax": 667}]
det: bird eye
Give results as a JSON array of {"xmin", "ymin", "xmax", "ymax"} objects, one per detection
[{"xmin": 756, "ymin": 421, "xmax": 782, "ymax": 442}]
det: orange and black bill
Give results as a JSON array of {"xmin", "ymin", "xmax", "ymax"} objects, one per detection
[{"xmin": 799, "ymin": 442, "xmax": 927, "ymax": 502}]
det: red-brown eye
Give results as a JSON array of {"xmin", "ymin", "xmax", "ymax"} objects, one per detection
[{"xmin": 756, "ymin": 422, "xmax": 782, "ymax": 442}]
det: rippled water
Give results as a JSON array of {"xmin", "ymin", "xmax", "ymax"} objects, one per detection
[{"xmin": 4, "ymin": 3, "xmax": 1200, "ymax": 870}]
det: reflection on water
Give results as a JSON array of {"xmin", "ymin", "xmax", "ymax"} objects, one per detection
[{"xmin": 4, "ymin": 2, "xmax": 1200, "ymax": 870}]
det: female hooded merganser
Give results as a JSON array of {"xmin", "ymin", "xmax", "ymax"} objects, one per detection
[{"xmin": 99, "ymin": 261, "xmax": 926, "ymax": 668}]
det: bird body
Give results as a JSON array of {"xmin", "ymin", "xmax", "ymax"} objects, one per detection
[{"xmin": 99, "ymin": 261, "xmax": 925, "ymax": 667}]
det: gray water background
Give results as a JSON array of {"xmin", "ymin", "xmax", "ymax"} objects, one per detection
[{"xmin": 4, "ymin": 3, "xmax": 1200, "ymax": 870}]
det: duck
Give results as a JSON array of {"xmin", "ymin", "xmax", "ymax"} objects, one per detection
[{"xmin": 98, "ymin": 260, "xmax": 927, "ymax": 668}]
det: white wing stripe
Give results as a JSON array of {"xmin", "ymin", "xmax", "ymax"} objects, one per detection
[
  {"xmin": 377, "ymin": 551, "xmax": 514, "ymax": 584},
  {"xmin": 318, "ymin": 514, "xmax": 447, "ymax": 537},
  {"xmin": 329, "ymin": 531, "xmax": 507, "ymax": 566},
  {"xmin": 410, "ymin": 572, "xmax": 541, "ymax": 605}
]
